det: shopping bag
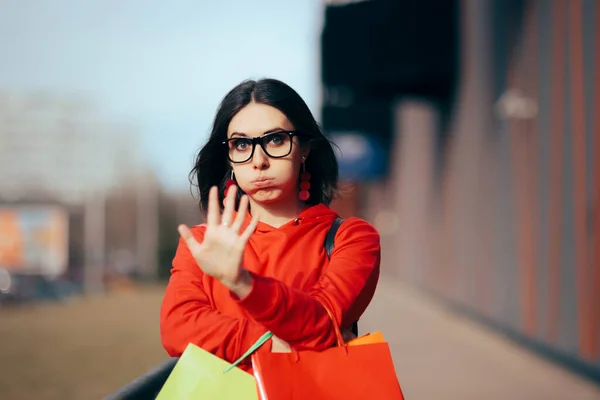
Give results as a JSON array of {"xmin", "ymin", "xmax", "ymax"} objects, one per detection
[
  {"xmin": 251, "ymin": 305, "xmax": 404, "ymax": 400},
  {"xmin": 156, "ymin": 332, "xmax": 272, "ymax": 400},
  {"xmin": 347, "ymin": 331, "xmax": 385, "ymax": 347}
]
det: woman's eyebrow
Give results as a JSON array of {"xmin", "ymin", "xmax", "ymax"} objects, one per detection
[
  {"xmin": 263, "ymin": 127, "xmax": 286, "ymax": 134},
  {"xmin": 229, "ymin": 127, "xmax": 287, "ymax": 138}
]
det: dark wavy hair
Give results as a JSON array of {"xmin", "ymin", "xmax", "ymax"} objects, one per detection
[{"xmin": 190, "ymin": 78, "xmax": 339, "ymax": 216}]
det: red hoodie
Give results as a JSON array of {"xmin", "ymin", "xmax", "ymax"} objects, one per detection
[{"xmin": 159, "ymin": 204, "xmax": 380, "ymax": 372}]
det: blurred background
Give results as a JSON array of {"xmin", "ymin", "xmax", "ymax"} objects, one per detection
[{"xmin": 1, "ymin": 0, "xmax": 599, "ymax": 398}]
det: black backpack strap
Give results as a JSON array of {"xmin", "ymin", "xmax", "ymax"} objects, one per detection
[
  {"xmin": 325, "ymin": 217, "xmax": 344, "ymax": 259},
  {"xmin": 323, "ymin": 217, "xmax": 359, "ymax": 336}
]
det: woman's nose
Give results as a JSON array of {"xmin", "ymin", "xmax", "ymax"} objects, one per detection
[{"xmin": 252, "ymin": 145, "xmax": 270, "ymax": 169}]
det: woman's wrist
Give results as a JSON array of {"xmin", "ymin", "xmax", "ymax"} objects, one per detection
[{"xmin": 224, "ymin": 268, "xmax": 253, "ymax": 299}]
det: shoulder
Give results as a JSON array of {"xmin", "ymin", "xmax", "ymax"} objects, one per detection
[
  {"xmin": 335, "ymin": 217, "xmax": 380, "ymax": 246},
  {"xmin": 326, "ymin": 216, "xmax": 380, "ymax": 265},
  {"xmin": 339, "ymin": 217, "xmax": 379, "ymax": 236}
]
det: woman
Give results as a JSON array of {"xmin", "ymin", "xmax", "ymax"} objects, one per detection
[{"xmin": 160, "ymin": 78, "xmax": 380, "ymax": 372}]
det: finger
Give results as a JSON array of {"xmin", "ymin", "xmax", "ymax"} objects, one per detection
[
  {"xmin": 221, "ymin": 184, "xmax": 237, "ymax": 227},
  {"xmin": 206, "ymin": 186, "xmax": 220, "ymax": 226},
  {"xmin": 178, "ymin": 224, "xmax": 201, "ymax": 250},
  {"xmin": 231, "ymin": 194, "xmax": 248, "ymax": 233},
  {"xmin": 239, "ymin": 213, "xmax": 259, "ymax": 242}
]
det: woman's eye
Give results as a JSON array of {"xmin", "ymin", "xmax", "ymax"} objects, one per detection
[
  {"xmin": 234, "ymin": 140, "xmax": 250, "ymax": 150},
  {"xmin": 268, "ymin": 134, "xmax": 285, "ymax": 145}
]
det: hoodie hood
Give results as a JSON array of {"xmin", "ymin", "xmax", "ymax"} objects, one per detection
[
  {"xmin": 251, "ymin": 204, "xmax": 339, "ymax": 233},
  {"xmin": 195, "ymin": 204, "xmax": 339, "ymax": 234}
]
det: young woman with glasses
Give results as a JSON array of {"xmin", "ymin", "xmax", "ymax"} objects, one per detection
[{"xmin": 159, "ymin": 78, "xmax": 381, "ymax": 373}]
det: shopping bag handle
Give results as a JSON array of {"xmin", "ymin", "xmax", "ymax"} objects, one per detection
[
  {"xmin": 288, "ymin": 302, "xmax": 348, "ymax": 363},
  {"xmin": 319, "ymin": 300, "xmax": 347, "ymax": 351},
  {"xmin": 227, "ymin": 302, "xmax": 346, "ymax": 368},
  {"xmin": 224, "ymin": 331, "xmax": 273, "ymax": 373}
]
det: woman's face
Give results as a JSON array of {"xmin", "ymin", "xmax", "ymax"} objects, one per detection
[{"xmin": 226, "ymin": 102, "xmax": 307, "ymax": 205}]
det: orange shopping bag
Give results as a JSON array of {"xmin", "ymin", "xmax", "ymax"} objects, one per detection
[
  {"xmin": 251, "ymin": 304, "xmax": 405, "ymax": 400},
  {"xmin": 347, "ymin": 331, "xmax": 385, "ymax": 347}
]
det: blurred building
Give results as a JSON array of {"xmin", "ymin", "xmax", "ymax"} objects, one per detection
[
  {"xmin": 0, "ymin": 91, "xmax": 141, "ymax": 203},
  {"xmin": 0, "ymin": 91, "xmax": 160, "ymax": 292},
  {"xmin": 322, "ymin": 0, "xmax": 599, "ymax": 383}
]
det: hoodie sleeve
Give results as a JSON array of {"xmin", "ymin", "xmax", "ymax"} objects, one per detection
[
  {"xmin": 160, "ymin": 226, "xmax": 269, "ymax": 364},
  {"xmin": 234, "ymin": 217, "xmax": 380, "ymax": 351}
]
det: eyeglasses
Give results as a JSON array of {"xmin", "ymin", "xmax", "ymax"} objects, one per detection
[{"xmin": 222, "ymin": 131, "xmax": 300, "ymax": 163}]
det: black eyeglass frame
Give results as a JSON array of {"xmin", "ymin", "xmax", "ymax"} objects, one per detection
[{"xmin": 222, "ymin": 130, "xmax": 302, "ymax": 163}]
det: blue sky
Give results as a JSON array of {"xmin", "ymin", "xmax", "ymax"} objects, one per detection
[{"xmin": 0, "ymin": 0, "xmax": 322, "ymax": 191}]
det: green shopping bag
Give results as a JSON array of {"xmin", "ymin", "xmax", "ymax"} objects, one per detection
[{"xmin": 156, "ymin": 331, "xmax": 272, "ymax": 400}]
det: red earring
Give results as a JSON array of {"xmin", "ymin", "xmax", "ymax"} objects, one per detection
[
  {"xmin": 225, "ymin": 170, "xmax": 235, "ymax": 196},
  {"xmin": 299, "ymin": 159, "xmax": 310, "ymax": 201}
]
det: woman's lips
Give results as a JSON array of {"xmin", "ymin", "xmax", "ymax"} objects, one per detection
[{"xmin": 251, "ymin": 178, "xmax": 275, "ymax": 188}]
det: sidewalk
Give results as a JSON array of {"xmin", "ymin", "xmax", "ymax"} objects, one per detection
[{"xmin": 361, "ymin": 277, "xmax": 600, "ymax": 399}]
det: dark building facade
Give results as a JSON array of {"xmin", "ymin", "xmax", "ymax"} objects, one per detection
[{"xmin": 322, "ymin": 0, "xmax": 600, "ymax": 382}]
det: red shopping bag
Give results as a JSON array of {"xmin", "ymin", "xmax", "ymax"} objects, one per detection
[{"xmin": 251, "ymin": 303, "xmax": 405, "ymax": 400}]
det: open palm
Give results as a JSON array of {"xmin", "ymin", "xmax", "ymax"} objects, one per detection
[{"xmin": 178, "ymin": 185, "xmax": 258, "ymax": 287}]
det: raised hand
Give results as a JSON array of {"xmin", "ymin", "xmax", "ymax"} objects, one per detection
[{"xmin": 177, "ymin": 185, "xmax": 259, "ymax": 291}]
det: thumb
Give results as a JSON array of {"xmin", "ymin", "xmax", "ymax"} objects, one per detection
[
  {"xmin": 178, "ymin": 224, "xmax": 193, "ymax": 240},
  {"xmin": 178, "ymin": 224, "xmax": 200, "ymax": 250}
]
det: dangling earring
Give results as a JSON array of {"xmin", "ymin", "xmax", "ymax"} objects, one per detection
[
  {"xmin": 298, "ymin": 157, "xmax": 310, "ymax": 201},
  {"xmin": 225, "ymin": 170, "xmax": 235, "ymax": 196}
]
